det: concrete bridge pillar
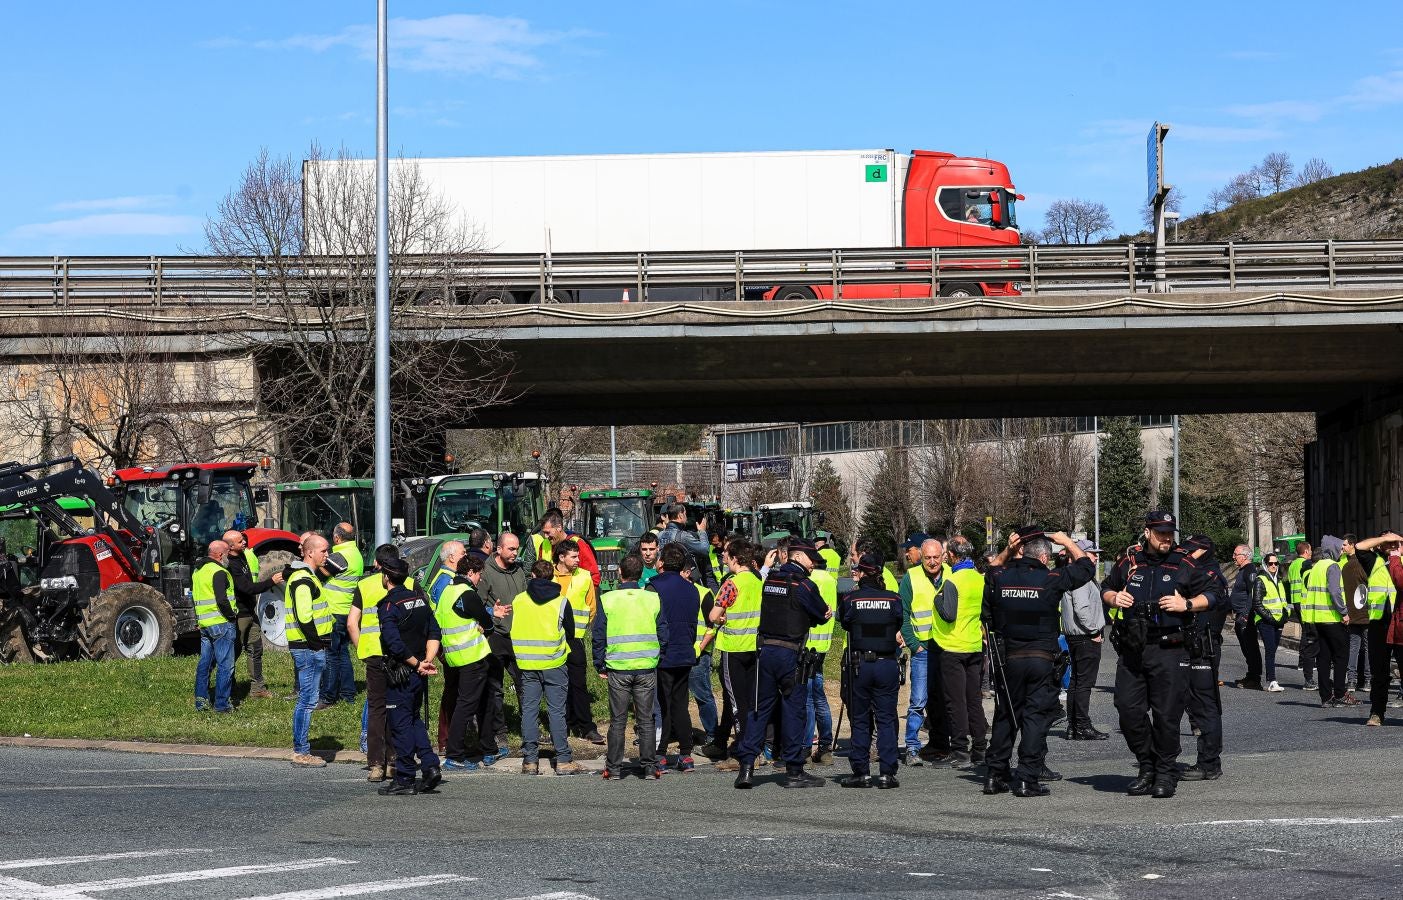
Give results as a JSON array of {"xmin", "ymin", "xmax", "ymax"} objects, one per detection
[{"xmin": 1306, "ymin": 384, "xmax": 1403, "ymax": 539}]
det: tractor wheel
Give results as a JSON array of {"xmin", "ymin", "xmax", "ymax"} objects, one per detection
[
  {"xmin": 256, "ymin": 549, "xmax": 295, "ymax": 654},
  {"xmin": 80, "ymin": 582, "xmax": 174, "ymax": 660},
  {"xmin": 1, "ymin": 620, "xmax": 34, "ymax": 665}
]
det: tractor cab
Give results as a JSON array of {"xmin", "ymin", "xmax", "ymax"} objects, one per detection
[
  {"xmin": 758, "ymin": 501, "xmax": 822, "ymax": 548},
  {"xmin": 580, "ymin": 488, "xmax": 653, "ymax": 591},
  {"xmin": 275, "ymin": 478, "xmax": 381, "ymax": 552}
]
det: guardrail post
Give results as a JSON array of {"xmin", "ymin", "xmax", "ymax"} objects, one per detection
[
  {"xmin": 1228, "ymin": 242, "xmax": 1237, "ymax": 290},
  {"xmin": 637, "ymin": 253, "xmax": 646, "ymax": 303},
  {"xmin": 734, "ymin": 251, "xmax": 743, "ymax": 301},
  {"xmin": 539, "ymin": 254, "xmax": 547, "ymax": 301},
  {"xmin": 1127, "ymin": 243, "xmax": 1136, "ymax": 292},
  {"xmin": 832, "ymin": 249, "xmax": 840, "ymax": 301},
  {"xmin": 930, "ymin": 247, "xmax": 938, "ymax": 297},
  {"xmin": 1327, "ymin": 239, "xmax": 1336, "ymax": 288},
  {"xmin": 1028, "ymin": 245, "xmax": 1038, "ymax": 294},
  {"xmin": 152, "ymin": 256, "xmax": 163, "ymax": 307}
]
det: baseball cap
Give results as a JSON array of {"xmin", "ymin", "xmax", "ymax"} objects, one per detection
[
  {"xmin": 1145, "ymin": 510, "xmax": 1177, "ymax": 531},
  {"xmin": 901, "ymin": 532, "xmax": 930, "ymax": 550}
]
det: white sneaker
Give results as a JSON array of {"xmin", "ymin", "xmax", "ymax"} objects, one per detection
[{"xmin": 1265, "ymin": 681, "xmax": 1284, "ymax": 692}]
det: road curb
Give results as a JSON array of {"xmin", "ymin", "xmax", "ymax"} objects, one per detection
[{"xmin": 0, "ymin": 735, "xmax": 365, "ymax": 764}]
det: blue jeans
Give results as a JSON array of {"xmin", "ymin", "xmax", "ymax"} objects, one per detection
[
  {"xmin": 1258, "ymin": 620, "xmax": 1282, "ymax": 683},
  {"xmin": 319, "ymin": 615, "xmax": 356, "ymax": 704},
  {"xmin": 689, "ymin": 654, "xmax": 718, "ymax": 744},
  {"xmin": 290, "ymin": 648, "xmax": 326, "ymax": 755},
  {"xmin": 519, "ymin": 665, "xmax": 571, "ymax": 764},
  {"xmin": 195, "ymin": 623, "xmax": 235, "ymax": 712},
  {"xmin": 905, "ymin": 646, "xmax": 929, "ymax": 749},
  {"xmin": 804, "ymin": 671, "xmax": 833, "ymax": 750}
]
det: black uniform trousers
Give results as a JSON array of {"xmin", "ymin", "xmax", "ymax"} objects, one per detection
[
  {"xmin": 1114, "ymin": 641, "xmax": 1187, "ymax": 783},
  {"xmin": 1315, "ymin": 621, "xmax": 1350, "ymax": 702},
  {"xmin": 657, "ymin": 665, "xmax": 694, "ymax": 756},
  {"xmin": 385, "ymin": 673, "xmax": 440, "ymax": 786},
  {"xmin": 921, "ymin": 640, "xmax": 953, "ymax": 755},
  {"xmin": 719, "ymin": 650, "xmax": 758, "ymax": 755},
  {"xmin": 1182, "ymin": 638, "xmax": 1223, "ymax": 773},
  {"xmin": 985, "ymin": 650, "xmax": 1056, "ymax": 783},
  {"xmin": 1298, "ymin": 619, "xmax": 1319, "ymax": 680},
  {"xmin": 736, "ymin": 645, "xmax": 806, "ymax": 769},
  {"xmin": 847, "ymin": 655, "xmax": 899, "ymax": 777},
  {"xmin": 443, "ymin": 657, "xmax": 496, "ymax": 762},
  {"xmin": 1234, "ymin": 613, "xmax": 1263, "ymax": 681},
  {"xmin": 1065, "ymin": 635, "xmax": 1103, "ymax": 731},
  {"xmin": 1368, "ymin": 617, "xmax": 1403, "ymax": 718},
  {"xmin": 565, "ymin": 636, "xmax": 595, "ymax": 734}
]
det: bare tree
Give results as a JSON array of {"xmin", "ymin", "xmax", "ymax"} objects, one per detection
[
  {"xmin": 1204, "ymin": 186, "xmax": 1232, "ymax": 214},
  {"xmin": 913, "ymin": 420, "xmax": 996, "ymax": 538},
  {"xmin": 1043, "ymin": 199, "xmax": 1114, "ymax": 244},
  {"xmin": 1020, "ymin": 227, "xmax": 1042, "ymax": 246},
  {"xmin": 1140, "ymin": 185, "xmax": 1185, "ymax": 229},
  {"xmin": 204, "ymin": 146, "xmax": 514, "ymax": 480},
  {"xmin": 1295, "ymin": 157, "xmax": 1334, "ymax": 186},
  {"xmin": 1257, "ymin": 152, "xmax": 1295, "ymax": 193},
  {"xmin": 0, "ymin": 321, "xmax": 269, "ymax": 470},
  {"xmin": 452, "ymin": 426, "xmax": 608, "ymax": 495},
  {"xmin": 1221, "ymin": 170, "xmax": 1263, "ymax": 206}
]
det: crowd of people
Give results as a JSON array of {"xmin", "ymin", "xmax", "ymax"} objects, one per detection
[{"xmin": 187, "ymin": 504, "xmax": 1403, "ymax": 796}]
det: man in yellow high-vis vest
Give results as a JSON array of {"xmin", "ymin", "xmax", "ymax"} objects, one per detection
[
  {"xmin": 347, "ymin": 543, "xmax": 413, "ymax": 783},
  {"xmin": 287, "ymin": 533, "xmax": 333, "ymax": 768},
  {"xmin": 193, "ymin": 539, "xmax": 237, "ymax": 713},
  {"xmin": 318, "ymin": 522, "xmax": 363, "ymax": 709},
  {"xmin": 553, "ymin": 538, "xmax": 604, "ymax": 744},
  {"xmin": 593, "ymin": 552, "xmax": 666, "ymax": 779},
  {"xmin": 438, "ymin": 553, "xmax": 500, "ymax": 771},
  {"xmin": 933, "ymin": 536, "xmax": 986, "ymax": 768},
  {"xmin": 1303, "ymin": 535, "xmax": 1349, "ymax": 707},
  {"xmin": 898, "ymin": 537, "xmax": 953, "ymax": 767}
]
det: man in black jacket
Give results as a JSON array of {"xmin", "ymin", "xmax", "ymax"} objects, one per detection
[
  {"xmin": 223, "ymin": 530, "xmax": 283, "ymax": 699},
  {"xmin": 1228, "ymin": 546, "xmax": 1263, "ymax": 690},
  {"xmin": 378, "ymin": 556, "xmax": 443, "ymax": 796}
]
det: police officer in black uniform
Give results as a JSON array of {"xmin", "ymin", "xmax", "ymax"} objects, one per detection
[
  {"xmin": 983, "ymin": 526, "xmax": 1094, "ymax": 798},
  {"xmin": 1173, "ymin": 535, "xmax": 1228, "ymax": 783},
  {"xmin": 1102, "ymin": 511, "xmax": 1223, "ymax": 798},
  {"xmin": 377, "ymin": 556, "xmax": 444, "ymax": 796},
  {"xmin": 837, "ymin": 551, "xmax": 904, "ymax": 789},
  {"xmin": 734, "ymin": 537, "xmax": 832, "ymax": 790}
]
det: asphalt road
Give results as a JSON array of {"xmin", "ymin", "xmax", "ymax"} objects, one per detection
[{"xmin": 1, "ymin": 642, "xmax": 1401, "ymax": 900}]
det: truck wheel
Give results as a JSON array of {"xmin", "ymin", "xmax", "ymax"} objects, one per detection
[
  {"xmin": 1, "ymin": 620, "xmax": 34, "ymax": 665},
  {"xmin": 256, "ymin": 550, "xmax": 295, "ymax": 654},
  {"xmin": 939, "ymin": 283, "xmax": 983, "ymax": 298},
  {"xmin": 81, "ymin": 582, "xmax": 174, "ymax": 660},
  {"xmin": 528, "ymin": 288, "xmax": 573, "ymax": 304},
  {"xmin": 469, "ymin": 288, "xmax": 518, "ymax": 305},
  {"xmin": 772, "ymin": 285, "xmax": 817, "ymax": 302}
]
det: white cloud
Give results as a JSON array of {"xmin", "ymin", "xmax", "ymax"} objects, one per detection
[
  {"xmin": 1343, "ymin": 69, "xmax": 1403, "ymax": 107},
  {"xmin": 51, "ymin": 194, "xmax": 178, "ymax": 212},
  {"xmin": 1172, "ymin": 124, "xmax": 1282, "ymax": 142},
  {"xmin": 221, "ymin": 14, "xmax": 589, "ymax": 79},
  {"xmin": 9, "ymin": 213, "xmax": 200, "ymax": 240}
]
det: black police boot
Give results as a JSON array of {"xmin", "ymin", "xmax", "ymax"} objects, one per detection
[
  {"xmin": 733, "ymin": 763, "xmax": 754, "ymax": 790},
  {"xmin": 1152, "ymin": 780, "xmax": 1177, "ymax": 799},
  {"xmin": 1126, "ymin": 771, "xmax": 1155, "ymax": 796},
  {"xmin": 377, "ymin": 779, "xmax": 417, "ymax": 796},
  {"xmin": 1069, "ymin": 726, "xmax": 1110, "ymax": 741},
  {"xmin": 982, "ymin": 773, "xmax": 1010, "ymax": 795},
  {"xmin": 874, "ymin": 774, "xmax": 900, "ymax": 790},
  {"xmin": 1178, "ymin": 764, "xmax": 1222, "ymax": 781},
  {"xmin": 420, "ymin": 767, "xmax": 443, "ymax": 793},
  {"xmin": 782, "ymin": 768, "xmax": 825, "ymax": 789},
  {"xmin": 1012, "ymin": 778, "xmax": 1050, "ymax": 798},
  {"xmin": 1036, "ymin": 767, "xmax": 1063, "ymax": 782},
  {"xmin": 839, "ymin": 773, "xmax": 871, "ymax": 788}
]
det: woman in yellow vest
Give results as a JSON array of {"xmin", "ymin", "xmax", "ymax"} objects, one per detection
[
  {"xmin": 437, "ymin": 554, "xmax": 501, "ymax": 771},
  {"xmin": 1251, "ymin": 553, "xmax": 1291, "ymax": 693}
]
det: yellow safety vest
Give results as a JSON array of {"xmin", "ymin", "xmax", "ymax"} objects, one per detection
[
  {"xmin": 322, "ymin": 540, "xmax": 364, "ymax": 616},
  {"xmin": 561, "ymin": 568, "xmax": 593, "ymax": 637},
  {"xmin": 1367, "ymin": 556, "xmax": 1397, "ymax": 621},
  {"xmin": 818, "ymin": 547, "xmax": 842, "ymax": 573},
  {"xmin": 284, "ymin": 567, "xmax": 333, "ymax": 641},
  {"xmin": 933, "ymin": 566, "xmax": 984, "ymax": 653},
  {"xmin": 511, "ymin": 590, "xmax": 568, "ymax": 670},
  {"xmin": 881, "ymin": 567, "xmax": 898, "ymax": 593},
  {"xmin": 1286, "ymin": 557, "xmax": 1309, "ymax": 610},
  {"xmin": 599, "ymin": 587, "xmax": 661, "ymax": 671},
  {"xmin": 717, "ymin": 570, "xmax": 762, "ymax": 653},
  {"xmin": 693, "ymin": 585, "xmax": 715, "ymax": 656},
  {"xmin": 532, "ymin": 533, "xmax": 553, "ymax": 564},
  {"xmin": 906, "ymin": 566, "xmax": 948, "ymax": 642},
  {"xmin": 806, "ymin": 569, "xmax": 838, "ymax": 652},
  {"xmin": 192, "ymin": 560, "xmax": 233, "ymax": 628},
  {"xmin": 436, "ymin": 583, "xmax": 491, "ymax": 668},
  {"xmin": 1302, "ymin": 558, "xmax": 1343, "ymax": 624},
  {"xmin": 243, "ymin": 548, "xmax": 260, "ymax": 579},
  {"xmin": 1259, "ymin": 574, "xmax": 1288, "ymax": 621},
  {"xmin": 355, "ymin": 573, "xmax": 414, "ymax": 660}
]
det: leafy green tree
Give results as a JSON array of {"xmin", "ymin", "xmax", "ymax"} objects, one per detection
[
  {"xmin": 809, "ymin": 458, "xmax": 854, "ymax": 551},
  {"xmin": 1167, "ymin": 414, "xmax": 1247, "ymax": 551},
  {"xmin": 1098, "ymin": 416, "xmax": 1150, "ymax": 555}
]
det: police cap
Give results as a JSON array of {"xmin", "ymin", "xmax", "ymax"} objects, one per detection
[
  {"xmin": 788, "ymin": 537, "xmax": 819, "ymax": 560},
  {"xmin": 1145, "ymin": 510, "xmax": 1177, "ymax": 531},
  {"xmin": 380, "ymin": 555, "xmax": 409, "ymax": 578},
  {"xmin": 1015, "ymin": 524, "xmax": 1045, "ymax": 541}
]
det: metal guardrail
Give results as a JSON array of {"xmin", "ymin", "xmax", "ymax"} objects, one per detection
[{"xmin": 2, "ymin": 240, "xmax": 1403, "ymax": 307}]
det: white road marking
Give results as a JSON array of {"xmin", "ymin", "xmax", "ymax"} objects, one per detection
[
  {"xmin": 1142, "ymin": 873, "xmax": 1163, "ymax": 880},
  {"xmin": 1030, "ymin": 867, "xmax": 1054, "ymax": 872},
  {"xmin": 0, "ymin": 875, "xmax": 97, "ymax": 900},
  {"xmin": 1248, "ymin": 848, "xmax": 1292, "ymax": 854},
  {"xmin": 503, "ymin": 893, "xmax": 603, "ymax": 900},
  {"xmin": 234, "ymin": 874, "xmax": 475, "ymax": 900},
  {"xmin": 907, "ymin": 872, "xmax": 938, "ymax": 876},
  {"xmin": 1179, "ymin": 817, "xmax": 1389, "ymax": 827},
  {"xmin": 1045, "ymin": 892, "xmax": 1095, "ymax": 900},
  {"xmin": 0, "ymin": 849, "xmax": 210, "ymax": 871},
  {"xmin": 54, "ymin": 767, "xmax": 222, "ymax": 774},
  {"xmin": 51, "ymin": 857, "xmax": 351, "ymax": 892}
]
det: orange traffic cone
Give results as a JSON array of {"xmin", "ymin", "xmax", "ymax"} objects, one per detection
[{"xmin": 621, "ymin": 289, "xmax": 631, "ymax": 303}]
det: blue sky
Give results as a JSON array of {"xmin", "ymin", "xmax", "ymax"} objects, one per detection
[{"xmin": 4, "ymin": 1, "xmax": 1402, "ymax": 256}]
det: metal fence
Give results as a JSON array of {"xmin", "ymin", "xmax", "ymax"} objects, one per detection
[{"xmin": 2, "ymin": 239, "xmax": 1403, "ymax": 307}]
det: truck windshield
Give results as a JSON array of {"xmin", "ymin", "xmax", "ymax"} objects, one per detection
[
  {"xmin": 762, "ymin": 509, "xmax": 811, "ymax": 538},
  {"xmin": 282, "ymin": 491, "xmax": 357, "ymax": 541},
  {"xmin": 429, "ymin": 484, "xmax": 498, "ymax": 536},
  {"xmin": 585, "ymin": 498, "xmax": 650, "ymax": 541},
  {"xmin": 188, "ymin": 475, "xmax": 257, "ymax": 547}
]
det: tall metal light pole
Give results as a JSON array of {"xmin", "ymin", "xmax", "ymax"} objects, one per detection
[
  {"xmin": 609, "ymin": 425, "xmax": 617, "ymax": 488},
  {"xmin": 1092, "ymin": 416, "xmax": 1101, "ymax": 553},
  {"xmin": 373, "ymin": 0, "xmax": 392, "ymax": 546},
  {"xmin": 1171, "ymin": 414, "xmax": 1181, "ymax": 529}
]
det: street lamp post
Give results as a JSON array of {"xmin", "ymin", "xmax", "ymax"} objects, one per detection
[
  {"xmin": 1164, "ymin": 210, "xmax": 1181, "ymax": 242},
  {"xmin": 373, "ymin": 0, "xmax": 392, "ymax": 547}
]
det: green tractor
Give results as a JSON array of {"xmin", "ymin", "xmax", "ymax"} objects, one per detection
[
  {"xmin": 399, "ymin": 471, "xmax": 547, "ymax": 583},
  {"xmin": 758, "ymin": 500, "xmax": 822, "ymax": 549},
  {"xmin": 578, "ymin": 488, "xmax": 654, "ymax": 591},
  {"xmin": 274, "ymin": 478, "xmax": 380, "ymax": 553}
]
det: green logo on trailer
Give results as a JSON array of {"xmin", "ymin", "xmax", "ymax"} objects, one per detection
[{"xmin": 865, "ymin": 164, "xmax": 888, "ymax": 183}]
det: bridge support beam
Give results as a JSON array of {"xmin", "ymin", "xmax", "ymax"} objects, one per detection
[{"xmin": 1306, "ymin": 384, "xmax": 1403, "ymax": 539}]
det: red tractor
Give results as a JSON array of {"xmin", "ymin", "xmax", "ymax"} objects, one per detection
[{"xmin": 0, "ymin": 458, "xmax": 299, "ymax": 663}]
